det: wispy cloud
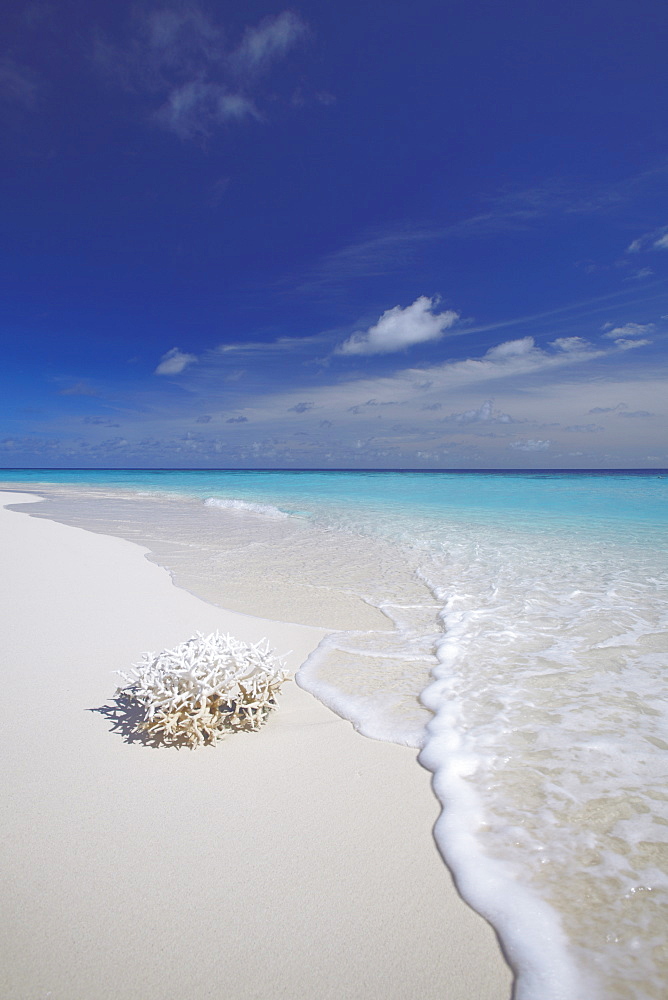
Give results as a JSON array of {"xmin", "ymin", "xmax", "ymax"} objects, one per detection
[
  {"xmin": 563, "ymin": 423, "xmax": 602, "ymax": 433},
  {"xmin": 59, "ymin": 380, "xmax": 99, "ymax": 396},
  {"xmin": 615, "ymin": 338, "xmax": 653, "ymax": 351},
  {"xmin": 155, "ymin": 84, "xmax": 259, "ymax": 136},
  {"xmin": 239, "ymin": 334, "xmax": 640, "ymax": 434},
  {"xmin": 443, "ymin": 400, "xmax": 516, "ymax": 425},
  {"xmin": 294, "ymin": 166, "xmax": 668, "ymax": 294},
  {"xmin": 83, "ymin": 416, "xmax": 120, "ymax": 427},
  {"xmin": 97, "ymin": 5, "xmax": 309, "ymax": 140},
  {"xmin": 0, "ymin": 57, "xmax": 39, "ymax": 109},
  {"xmin": 549, "ymin": 336, "xmax": 592, "ymax": 352},
  {"xmin": 628, "ymin": 267, "xmax": 655, "ymax": 280},
  {"xmin": 601, "ymin": 321, "xmax": 655, "ymax": 341},
  {"xmin": 627, "ymin": 226, "xmax": 668, "ymax": 253},
  {"xmin": 155, "ymin": 347, "xmax": 197, "ymax": 375},
  {"xmin": 509, "ymin": 438, "xmax": 551, "ymax": 452},
  {"xmin": 164, "ymin": 327, "xmax": 651, "ymax": 432},
  {"xmin": 299, "ymin": 214, "xmax": 540, "ymax": 289},
  {"xmin": 230, "ymin": 11, "xmax": 308, "ymax": 77},
  {"xmin": 589, "ymin": 403, "xmax": 627, "ymax": 414},
  {"xmin": 218, "ymin": 332, "xmax": 330, "ymax": 354},
  {"xmin": 336, "ymin": 296, "xmax": 459, "ymax": 355},
  {"xmin": 297, "ymin": 179, "xmax": 629, "ymax": 291},
  {"xmin": 287, "ymin": 401, "xmax": 315, "ymax": 413}
]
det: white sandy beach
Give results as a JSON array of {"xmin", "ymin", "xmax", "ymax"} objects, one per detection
[{"xmin": 0, "ymin": 492, "xmax": 512, "ymax": 1000}]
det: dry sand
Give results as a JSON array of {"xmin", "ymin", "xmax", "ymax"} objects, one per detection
[{"xmin": 0, "ymin": 491, "xmax": 512, "ymax": 1000}]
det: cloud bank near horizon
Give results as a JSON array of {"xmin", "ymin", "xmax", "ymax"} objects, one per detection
[{"xmin": 6, "ymin": 311, "xmax": 663, "ymax": 468}]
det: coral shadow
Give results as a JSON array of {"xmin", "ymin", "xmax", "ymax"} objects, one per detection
[{"xmin": 89, "ymin": 695, "xmax": 185, "ymax": 749}]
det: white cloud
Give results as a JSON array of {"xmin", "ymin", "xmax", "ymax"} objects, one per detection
[
  {"xmin": 219, "ymin": 332, "xmax": 329, "ymax": 353},
  {"xmin": 601, "ymin": 322, "xmax": 654, "ymax": 340},
  {"xmin": 156, "ymin": 83, "xmax": 258, "ymax": 138},
  {"xmin": 241, "ymin": 334, "xmax": 612, "ymax": 436},
  {"xmin": 483, "ymin": 336, "xmax": 535, "ymax": 361},
  {"xmin": 445, "ymin": 400, "xmax": 515, "ymax": 424},
  {"xmin": 614, "ymin": 338, "xmax": 652, "ymax": 350},
  {"xmin": 155, "ymin": 347, "xmax": 198, "ymax": 375},
  {"xmin": 143, "ymin": 6, "xmax": 220, "ymax": 66},
  {"xmin": 231, "ymin": 11, "xmax": 308, "ymax": 76},
  {"xmin": 509, "ymin": 439, "xmax": 551, "ymax": 452},
  {"xmin": 550, "ymin": 336, "xmax": 592, "ymax": 352},
  {"xmin": 625, "ymin": 226, "xmax": 668, "ymax": 253},
  {"xmin": 337, "ymin": 296, "xmax": 459, "ymax": 355}
]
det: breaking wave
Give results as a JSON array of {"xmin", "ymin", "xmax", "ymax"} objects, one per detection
[{"xmin": 203, "ymin": 496, "xmax": 289, "ymax": 519}]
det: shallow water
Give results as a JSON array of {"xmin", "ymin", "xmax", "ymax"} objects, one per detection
[{"xmin": 2, "ymin": 468, "xmax": 667, "ymax": 1000}]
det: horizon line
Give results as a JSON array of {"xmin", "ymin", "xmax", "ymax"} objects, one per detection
[{"xmin": 1, "ymin": 467, "xmax": 666, "ymax": 475}]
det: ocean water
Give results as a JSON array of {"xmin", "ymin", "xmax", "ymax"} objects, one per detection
[{"xmin": 2, "ymin": 468, "xmax": 667, "ymax": 1000}]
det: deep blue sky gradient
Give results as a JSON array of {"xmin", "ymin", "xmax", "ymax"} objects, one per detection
[{"xmin": 2, "ymin": 0, "xmax": 667, "ymax": 467}]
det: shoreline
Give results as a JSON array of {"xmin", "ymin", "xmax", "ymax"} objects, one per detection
[{"xmin": 0, "ymin": 491, "xmax": 512, "ymax": 999}]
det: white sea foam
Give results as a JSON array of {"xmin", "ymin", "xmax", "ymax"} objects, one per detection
[
  {"xmin": 300, "ymin": 515, "xmax": 668, "ymax": 1000},
  {"xmin": 203, "ymin": 496, "xmax": 289, "ymax": 518},
  {"xmin": 419, "ymin": 601, "xmax": 589, "ymax": 1000},
  {"xmin": 415, "ymin": 527, "xmax": 668, "ymax": 1000}
]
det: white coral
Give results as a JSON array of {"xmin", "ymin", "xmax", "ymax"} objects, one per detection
[{"xmin": 116, "ymin": 631, "xmax": 289, "ymax": 747}]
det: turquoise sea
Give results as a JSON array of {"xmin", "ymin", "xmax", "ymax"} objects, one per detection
[{"xmin": 2, "ymin": 468, "xmax": 667, "ymax": 1000}]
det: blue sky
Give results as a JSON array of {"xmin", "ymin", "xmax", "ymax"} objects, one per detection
[{"xmin": 2, "ymin": 0, "xmax": 667, "ymax": 469}]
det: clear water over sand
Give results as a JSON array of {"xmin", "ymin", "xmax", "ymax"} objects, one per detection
[{"xmin": 3, "ymin": 468, "xmax": 667, "ymax": 1000}]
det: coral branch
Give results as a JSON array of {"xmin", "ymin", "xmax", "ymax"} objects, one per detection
[{"xmin": 116, "ymin": 632, "xmax": 289, "ymax": 747}]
